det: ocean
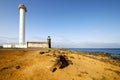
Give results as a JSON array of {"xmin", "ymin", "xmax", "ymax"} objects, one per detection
[{"xmin": 68, "ymin": 48, "xmax": 120, "ymax": 59}]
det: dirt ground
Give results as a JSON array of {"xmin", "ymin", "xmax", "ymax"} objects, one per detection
[{"xmin": 0, "ymin": 48, "xmax": 120, "ymax": 80}]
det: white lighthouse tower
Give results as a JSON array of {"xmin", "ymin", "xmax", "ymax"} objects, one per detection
[{"xmin": 18, "ymin": 4, "xmax": 27, "ymax": 45}]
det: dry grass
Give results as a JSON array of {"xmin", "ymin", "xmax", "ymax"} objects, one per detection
[{"xmin": 0, "ymin": 48, "xmax": 120, "ymax": 80}]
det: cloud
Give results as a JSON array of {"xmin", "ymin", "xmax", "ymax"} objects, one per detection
[
  {"xmin": 49, "ymin": 36, "xmax": 120, "ymax": 48},
  {"xmin": 52, "ymin": 41, "xmax": 120, "ymax": 48},
  {"xmin": 1, "ymin": 35, "xmax": 119, "ymax": 48},
  {"xmin": 0, "ymin": 36, "xmax": 18, "ymax": 45},
  {"xmin": 76, "ymin": 42, "xmax": 120, "ymax": 48},
  {"xmin": 32, "ymin": 36, "xmax": 48, "ymax": 42}
]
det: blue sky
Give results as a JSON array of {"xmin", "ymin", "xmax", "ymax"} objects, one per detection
[{"xmin": 0, "ymin": 0, "xmax": 120, "ymax": 48}]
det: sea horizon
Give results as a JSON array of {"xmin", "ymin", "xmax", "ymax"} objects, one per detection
[{"xmin": 68, "ymin": 48, "xmax": 120, "ymax": 59}]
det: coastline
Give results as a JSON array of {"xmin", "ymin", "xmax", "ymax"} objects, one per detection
[{"xmin": 68, "ymin": 48, "xmax": 120, "ymax": 59}]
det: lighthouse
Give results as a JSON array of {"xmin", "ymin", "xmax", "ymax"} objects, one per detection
[
  {"xmin": 2, "ymin": 4, "xmax": 51, "ymax": 48},
  {"xmin": 18, "ymin": 4, "xmax": 27, "ymax": 45}
]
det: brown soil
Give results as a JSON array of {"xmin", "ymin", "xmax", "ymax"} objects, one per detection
[{"xmin": 0, "ymin": 48, "xmax": 120, "ymax": 80}]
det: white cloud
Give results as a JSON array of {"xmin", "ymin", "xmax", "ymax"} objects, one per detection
[
  {"xmin": 52, "ymin": 40, "xmax": 120, "ymax": 48},
  {"xmin": 1, "ymin": 35, "xmax": 119, "ymax": 48},
  {"xmin": 0, "ymin": 36, "xmax": 18, "ymax": 45},
  {"xmin": 50, "ymin": 36, "xmax": 120, "ymax": 48}
]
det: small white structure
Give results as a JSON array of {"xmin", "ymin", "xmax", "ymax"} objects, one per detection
[
  {"xmin": 3, "ymin": 45, "xmax": 12, "ymax": 48},
  {"xmin": 15, "ymin": 44, "xmax": 27, "ymax": 48},
  {"xmin": 18, "ymin": 4, "xmax": 27, "ymax": 45},
  {"xmin": 3, "ymin": 44, "xmax": 27, "ymax": 48}
]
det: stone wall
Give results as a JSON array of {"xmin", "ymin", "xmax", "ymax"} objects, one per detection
[{"xmin": 27, "ymin": 42, "xmax": 49, "ymax": 48}]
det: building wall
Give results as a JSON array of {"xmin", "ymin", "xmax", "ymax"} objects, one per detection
[
  {"xmin": 27, "ymin": 42, "xmax": 49, "ymax": 48},
  {"xmin": 3, "ymin": 44, "xmax": 27, "ymax": 48}
]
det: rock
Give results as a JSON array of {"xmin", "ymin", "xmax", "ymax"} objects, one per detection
[
  {"xmin": 16, "ymin": 66, "xmax": 20, "ymax": 69},
  {"xmin": 53, "ymin": 55, "xmax": 72, "ymax": 69},
  {"xmin": 39, "ymin": 52, "xmax": 45, "ymax": 54},
  {"xmin": 50, "ymin": 67, "xmax": 57, "ymax": 72},
  {"xmin": 0, "ymin": 67, "xmax": 9, "ymax": 71}
]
